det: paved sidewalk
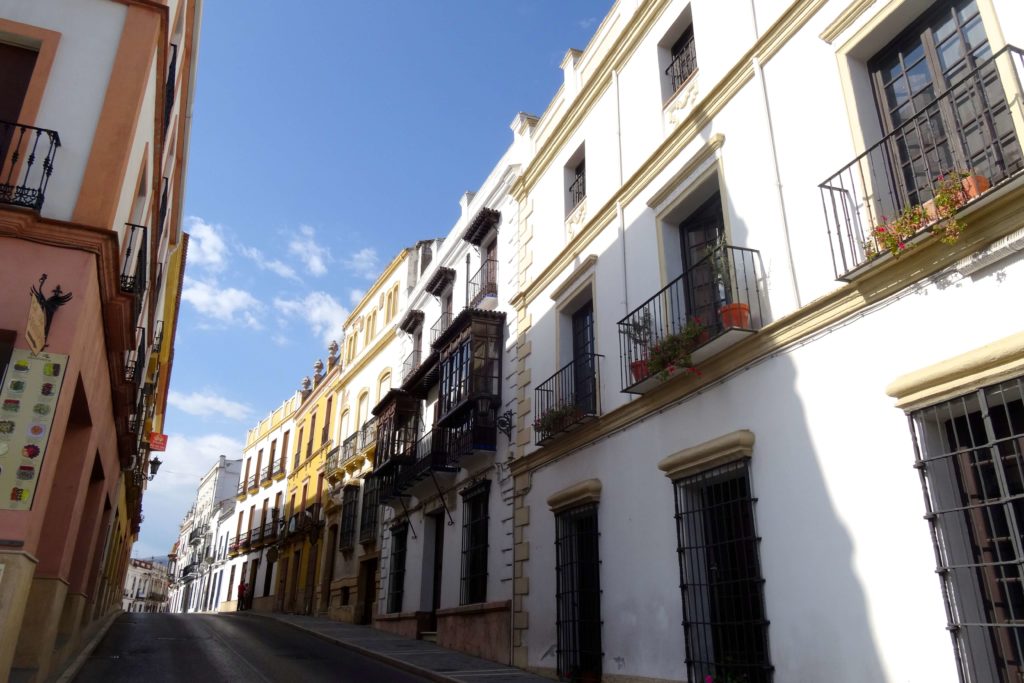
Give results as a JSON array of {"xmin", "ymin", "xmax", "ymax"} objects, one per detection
[{"xmin": 251, "ymin": 612, "xmax": 551, "ymax": 683}]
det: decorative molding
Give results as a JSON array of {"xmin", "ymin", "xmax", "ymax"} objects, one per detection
[
  {"xmin": 819, "ymin": 0, "xmax": 876, "ymax": 44},
  {"xmin": 647, "ymin": 133, "xmax": 725, "ymax": 210},
  {"xmin": 658, "ymin": 430, "xmax": 755, "ymax": 481},
  {"xmin": 565, "ymin": 198, "xmax": 588, "ymax": 240},
  {"xmin": 886, "ymin": 332, "xmax": 1024, "ymax": 411},
  {"xmin": 549, "ymin": 255, "xmax": 598, "ymax": 303},
  {"xmin": 546, "ymin": 478, "xmax": 602, "ymax": 513},
  {"xmin": 665, "ymin": 74, "xmax": 700, "ymax": 126}
]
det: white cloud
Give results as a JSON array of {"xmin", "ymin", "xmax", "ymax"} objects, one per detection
[
  {"xmin": 343, "ymin": 247, "xmax": 380, "ymax": 280},
  {"xmin": 168, "ymin": 390, "xmax": 253, "ymax": 421},
  {"xmin": 185, "ymin": 216, "xmax": 229, "ymax": 272},
  {"xmin": 134, "ymin": 432, "xmax": 244, "ymax": 558},
  {"xmin": 182, "ymin": 277, "xmax": 263, "ymax": 328},
  {"xmin": 239, "ymin": 244, "xmax": 300, "ymax": 281},
  {"xmin": 274, "ymin": 291, "xmax": 348, "ymax": 346},
  {"xmin": 349, "ymin": 288, "xmax": 365, "ymax": 305},
  {"xmin": 288, "ymin": 225, "xmax": 331, "ymax": 276}
]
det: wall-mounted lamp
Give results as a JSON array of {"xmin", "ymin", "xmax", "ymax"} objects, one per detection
[{"xmin": 147, "ymin": 456, "xmax": 162, "ymax": 481}]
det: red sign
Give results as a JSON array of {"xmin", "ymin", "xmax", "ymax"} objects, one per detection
[{"xmin": 149, "ymin": 433, "xmax": 168, "ymax": 451}]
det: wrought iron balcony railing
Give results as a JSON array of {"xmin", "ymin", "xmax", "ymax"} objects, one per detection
[
  {"xmin": 238, "ymin": 530, "xmax": 252, "ymax": 550},
  {"xmin": 236, "ymin": 480, "xmax": 247, "ymax": 499},
  {"xmin": 618, "ymin": 244, "xmax": 764, "ymax": 393},
  {"xmin": 402, "ymin": 348, "xmax": 422, "ymax": 385},
  {"xmin": 0, "ymin": 120, "xmax": 60, "ymax": 211},
  {"xmin": 396, "ymin": 430, "xmax": 457, "ymax": 492},
  {"xmin": 819, "ymin": 44, "xmax": 1024, "ymax": 280},
  {"xmin": 120, "ymin": 223, "xmax": 148, "ymax": 302},
  {"xmin": 158, "ymin": 176, "xmax": 169, "ymax": 241},
  {"xmin": 164, "ymin": 43, "xmax": 178, "ymax": 134},
  {"xmin": 568, "ymin": 169, "xmax": 586, "ymax": 209},
  {"xmin": 324, "ymin": 446, "xmax": 341, "ymax": 478},
  {"xmin": 359, "ymin": 417, "xmax": 377, "ymax": 451},
  {"xmin": 153, "ymin": 320, "xmax": 164, "ymax": 353},
  {"xmin": 124, "ymin": 327, "xmax": 146, "ymax": 387},
  {"xmin": 666, "ymin": 29, "xmax": 697, "ymax": 93},
  {"xmin": 469, "ymin": 258, "xmax": 498, "ymax": 309},
  {"xmin": 246, "ymin": 473, "xmax": 258, "ymax": 492},
  {"xmin": 260, "ymin": 464, "xmax": 272, "ymax": 484},
  {"xmin": 342, "ymin": 433, "xmax": 358, "ymax": 462},
  {"xmin": 534, "ymin": 353, "xmax": 601, "ymax": 445},
  {"xmin": 431, "ymin": 311, "xmax": 454, "ymax": 345}
]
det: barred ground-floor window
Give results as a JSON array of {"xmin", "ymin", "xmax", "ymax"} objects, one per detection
[
  {"xmin": 674, "ymin": 460, "xmax": 771, "ymax": 682},
  {"xmin": 911, "ymin": 377, "xmax": 1024, "ymax": 681},
  {"xmin": 387, "ymin": 523, "xmax": 408, "ymax": 614},
  {"xmin": 555, "ymin": 502, "xmax": 602, "ymax": 682}
]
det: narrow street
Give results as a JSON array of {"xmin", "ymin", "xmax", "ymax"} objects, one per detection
[{"xmin": 73, "ymin": 613, "xmax": 432, "ymax": 682}]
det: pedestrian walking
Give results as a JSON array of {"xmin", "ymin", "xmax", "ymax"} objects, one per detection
[{"xmin": 237, "ymin": 581, "xmax": 246, "ymax": 611}]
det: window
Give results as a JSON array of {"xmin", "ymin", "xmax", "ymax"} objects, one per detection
[
  {"xmin": 387, "ymin": 524, "xmax": 408, "ymax": 613},
  {"xmin": 555, "ymin": 503, "xmax": 602, "ymax": 682},
  {"xmin": 910, "ymin": 377, "xmax": 1024, "ymax": 681},
  {"xmin": 673, "ymin": 460, "xmax": 771, "ymax": 683},
  {"xmin": 440, "ymin": 339, "xmax": 471, "ymax": 417},
  {"xmin": 323, "ymin": 398, "xmax": 332, "ymax": 445},
  {"xmin": 359, "ymin": 477, "xmax": 379, "ymax": 543},
  {"xmin": 356, "ymin": 392, "xmax": 370, "ymax": 427},
  {"xmin": 269, "ymin": 439, "xmax": 277, "ymax": 474},
  {"xmin": 365, "ymin": 311, "xmax": 377, "ymax": 346},
  {"xmin": 307, "ymin": 412, "xmax": 316, "ymax": 459},
  {"xmin": 280, "ymin": 431, "xmax": 289, "ymax": 471},
  {"xmin": 339, "ymin": 485, "xmax": 360, "ymax": 551},
  {"xmin": 460, "ymin": 481, "xmax": 490, "ymax": 604},
  {"xmin": 294, "ymin": 428, "xmax": 303, "ymax": 469},
  {"xmin": 567, "ymin": 158, "xmax": 586, "ymax": 212},
  {"xmin": 378, "ymin": 372, "xmax": 392, "ymax": 402},
  {"xmin": 666, "ymin": 26, "xmax": 697, "ymax": 93}
]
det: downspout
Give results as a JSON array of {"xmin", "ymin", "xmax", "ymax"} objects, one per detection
[
  {"xmin": 613, "ymin": 69, "xmax": 629, "ymax": 316},
  {"xmin": 753, "ymin": 56, "xmax": 802, "ymax": 308}
]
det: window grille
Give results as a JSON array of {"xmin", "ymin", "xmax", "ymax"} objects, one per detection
[
  {"xmin": 910, "ymin": 377, "xmax": 1024, "ymax": 681},
  {"xmin": 555, "ymin": 503, "xmax": 602, "ymax": 682},
  {"xmin": 666, "ymin": 27, "xmax": 697, "ymax": 92},
  {"xmin": 460, "ymin": 481, "xmax": 490, "ymax": 604},
  {"xmin": 674, "ymin": 460, "xmax": 771, "ymax": 682},
  {"xmin": 387, "ymin": 523, "xmax": 408, "ymax": 614},
  {"xmin": 568, "ymin": 161, "xmax": 586, "ymax": 209},
  {"xmin": 339, "ymin": 485, "xmax": 360, "ymax": 551},
  {"xmin": 359, "ymin": 476, "xmax": 379, "ymax": 544}
]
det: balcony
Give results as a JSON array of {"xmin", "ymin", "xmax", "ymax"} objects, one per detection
[
  {"xmin": 534, "ymin": 353, "xmax": 601, "ymax": 446},
  {"xmin": 342, "ymin": 433, "xmax": 358, "ymax": 462},
  {"xmin": 120, "ymin": 223, "xmax": 148, "ymax": 325},
  {"xmin": 187, "ymin": 525, "xmax": 205, "ymax": 546},
  {"xmin": 819, "ymin": 45, "xmax": 1024, "ymax": 280},
  {"xmin": 180, "ymin": 563, "xmax": 198, "ymax": 580},
  {"xmin": 246, "ymin": 473, "xmax": 259, "ymax": 494},
  {"xmin": 164, "ymin": 43, "xmax": 178, "ymax": 134},
  {"xmin": 395, "ymin": 430, "xmax": 458, "ymax": 492},
  {"xmin": 469, "ymin": 258, "xmax": 498, "ymax": 309},
  {"xmin": 666, "ymin": 28, "xmax": 697, "ymax": 93},
  {"xmin": 372, "ymin": 390, "xmax": 420, "ymax": 469},
  {"xmin": 568, "ymin": 166, "xmax": 586, "ymax": 210},
  {"xmin": 324, "ymin": 446, "xmax": 342, "ymax": 482},
  {"xmin": 124, "ymin": 327, "xmax": 146, "ymax": 388},
  {"xmin": 430, "ymin": 311, "xmax": 454, "ymax": 345},
  {"xmin": 260, "ymin": 463, "xmax": 273, "ymax": 487},
  {"xmin": 153, "ymin": 320, "xmax": 164, "ymax": 353},
  {"xmin": 618, "ymin": 244, "xmax": 764, "ymax": 394},
  {"xmin": 273, "ymin": 458, "xmax": 286, "ymax": 480},
  {"xmin": 238, "ymin": 530, "xmax": 252, "ymax": 552},
  {"xmin": 401, "ymin": 348, "xmax": 422, "ymax": 385},
  {"xmin": 0, "ymin": 120, "xmax": 61, "ymax": 211},
  {"xmin": 236, "ymin": 480, "xmax": 247, "ymax": 502},
  {"xmin": 359, "ymin": 417, "xmax": 377, "ymax": 452}
]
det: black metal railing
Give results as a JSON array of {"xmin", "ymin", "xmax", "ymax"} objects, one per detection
[
  {"xmin": 236, "ymin": 480, "xmax": 246, "ymax": 497},
  {"xmin": 120, "ymin": 223, "xmax": 148, "ymax": 324},
  {"xmin": 402, "ymin": 348, "xmax": 422, "ymax": 385},
  {"xmin": 618, "ymin": 245, "xmax": 764, "ymax": 392},
  {"xmin": 469, "ymin": 258, "xmax": 498, "ymax": 308},
  {"xmin": 324, "ymin": 446, "xmax": 341, "ymax": 476},
  {"xmin": 164, "ymin": 43, "xmax": 178, "ymax": 134},
  {"xmin": 238, "ymin": 530, "xmax": 252, "ymax": 550},
  {"xmin": 260, "ymin": 464, "xmax": 271, "ymax": 484},
  {"xmin": 339, "ymin": 485, "xmax": 359, "ymax": 551},
  {"xmin": 180, "ymin": 562, "xmax": 198, "ymax": 578},
  {"xmin": 124, "ymin": 327, "xmax": 146, "ymax": 387},
  {"xmin": 228, "ymin": 538, "xmax": 240, "ymax": 555},
  {"xmin": 666, "ymin": 29, "xmax": 697, "ymax": 93},
  {"xmin": 534, "ymin": 353, "xmax": 601, "ymax": 445},
  {"xmin": 396, "ymin": 429, "xmax": 457, "ymax": 490},
  {"xmin": 358, "ymin": 477, "xmax": 379, "ymax": 544},
  {"xmin": 360, "ymin": 417, "xmax": 377, "ymax": 450},
  {"xmin": 819, "ymin": 45, "xmax": 1024, "ymax": 279},
  {"xmin": 342, "ymin": 433, "xmax": 358, "ymax": 462},
  {"xmin": 246, "ymin": 473, "xmax": 258, "ymax": 491},
  {"xmin": 431, "ymin": 311, "xmax": 454, "ymax": 345},
  {"xmin": 158, "ymin": 176, "xmax": 169, "ymax": 241},
  {"xmin": 568, "ymin": 168, "xmax": 586, "ymax": 209},
  {"xmin": 0, "ymin": 120, "xmax": 60, "ymax": 211}
]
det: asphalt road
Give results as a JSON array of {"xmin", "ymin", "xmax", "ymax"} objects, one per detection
[{"xmin": 73, "ymin": 613, "xmax": 434, "ymax": 682}]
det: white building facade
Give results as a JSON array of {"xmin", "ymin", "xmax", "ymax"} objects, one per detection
[
  {"xmin": 505, "ymin": 0, "xmax": 1024, "ymax": 682},
  {"xmin": 122, "ymin": 559, "xmax": 168, "ymax": 613}
]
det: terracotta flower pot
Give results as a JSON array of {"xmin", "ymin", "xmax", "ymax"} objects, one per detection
[
  {"xmin": 719, "ymin": 303, "xmax": 750, "ymax": 329},
  {"xmin": 961, "ymin": 173, "xmax": 990, "ymax": 199},
  {"xmin": 630, "ymin": 359, "xmax": 649, "ymax": 382}
]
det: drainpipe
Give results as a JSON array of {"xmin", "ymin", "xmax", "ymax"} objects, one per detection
[
  {"xmin": 753, "ymin": 56, "xmax": 802, "ymax": 308},
  {"xmin": 613, "ymin": 69, "xmax": 629, "ymax": 315}
]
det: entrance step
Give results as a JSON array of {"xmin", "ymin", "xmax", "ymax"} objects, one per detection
[{"xmin": 419, "ymin": 631, "xmax": 438, "ymax": 643}]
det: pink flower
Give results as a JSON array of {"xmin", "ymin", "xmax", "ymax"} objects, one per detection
[{"xmin": 706, "ymin": 677, "xmax": 714, "ymax": 683}]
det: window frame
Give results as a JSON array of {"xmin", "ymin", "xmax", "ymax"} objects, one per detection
[
  {"xmin": 338, "ymin": 484, "xmax": 360, "ymax": 552},
  {"xmin": 460, "ymin": 481, "xmax": 490, "ymax": 605},
  {"xmin": 387, "ymin": 523, "xmax": 409, "ymax": 614},
  {"xmin": 554, "ymin": 502, "xmax": 602, "ymax": 682}
]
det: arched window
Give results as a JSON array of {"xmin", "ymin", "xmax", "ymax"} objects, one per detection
[
  {"xmin": 356, "ymin": 391, "xmax": 370, "ymax": 427},
  {"xmin": 340, "ymin": 409, "xmax": 351, "ymax": 439},
  {"xmin": 378, "ymin": 371, "xmax": 392, "ymax": 402}
]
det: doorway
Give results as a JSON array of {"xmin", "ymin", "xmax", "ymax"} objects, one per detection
[
  {"xmin": 357, "ymin": 557, "xmax": 378, "ymax": 625},
  {"xmin": 426, "ymin": 510, "xmax": 446, "ymax": 633}
]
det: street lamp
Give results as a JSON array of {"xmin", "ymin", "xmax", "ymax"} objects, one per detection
[{"xmin": 147, "ymin": 456, "xmax": 162, "ymax": 480}]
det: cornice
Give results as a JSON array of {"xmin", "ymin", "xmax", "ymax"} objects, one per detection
[
  {"xmin": 511, "ymin": 181, "xmax": 1024, "ymax": 477},
  {"xmin": 819, "ymin": 0, "xmax": 875, "ymax": 44},
  {"xmin": 339, "ymin": 327, "xmax": 398, "ymax": 387},
  {"xmin": 344, "ymin": 249, "xmax": 409, "ymax": 327}
]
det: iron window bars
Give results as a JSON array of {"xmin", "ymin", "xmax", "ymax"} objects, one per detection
[
  {"xmin": 0, "ymin": 120, "xmax": 60, "ymax": 211},
  {"xmin": 120, "ymin": 223, "xmax": 149, "ymax": 325},
  {"xmin": 910, "ymin": 376, "xmax": 1024, "ymax": 682},
  {"xmin": 667, "ymin": 26, "xmax": 698, "ymax": 93},
  {"xmin": 387, "ymin": 523, "xmax": 409, "ymax": 613},
  {"xmin": 431, "ymin": 311, "xmax": 454, "ymax": 345},
  {"xmin": 535, "ymin": 353, "xmax": 602, "ymax": 445},
  {"xmin": 124, "ymin": 326, "xmax": 146, "ymax": 388},
  {"xmin": 460, "ymin": 481, "xmax": 490, "ymax": 605},
  {"xmin": 339, "ymin": 484, "xmax": 360, "ymax": 552},
  {"xmin": 674, "ymin": 460, "xmax": 772, "ymax": 683},
  {"xmin": 360, "ymin": 417, "xmax": 377, "ymax": 450},
  {"xmin": 164, "ymin": 43, "xmax": 178, "ymax": 134},
  {"xmin": 555, "ymin": 503, "xmax": 602, "ymax": 682},
  {"xmin": 568, "ymin": 161, "xmax": 586, "ymax": 210},
  {"xmin": 358, "ymin": 477, "xmax": 379, "ymax": 544},
  {"xmin": 402, "ymin": 348, "xmax": 422, "ymax": 385},
  {"xmin": 618, "ymin": 244, "xmax": 763, "ymax": 392},
  {"xmin": 819, "ymin": 44, "xmax": 1024, "ymax": 280},
  {"xmin": 158, "ymin": 176, "xmax": 169, "ymax": 242}
]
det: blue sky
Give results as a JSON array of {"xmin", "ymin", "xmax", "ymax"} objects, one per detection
[{"xmin": 134, "ymin": 1, "xmax": 611, "ymax": 559}]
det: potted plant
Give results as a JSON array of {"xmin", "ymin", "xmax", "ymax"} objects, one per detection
[
  {"xmin": 623, "ymin": 309, "xmax": 654, "ymax": 382},
  {"xmin": 647, "ymin": 317, "xmax": 705, "ymax": 380},
  {"xmin": 533, "ymin": 403, "xmax": 584, "ymax": 436},
  {"xmin": 708, "ymin": 238, "xmax": 751, "ymax": 329}
]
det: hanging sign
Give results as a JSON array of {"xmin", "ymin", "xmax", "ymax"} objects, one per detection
[
  {"xmin": 149, "ymin": 433, "xmax": 168, "ymax": 452},
  {"xmin": 0, "ymin": 348, "xmax": 68, "ymax": 510}
]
